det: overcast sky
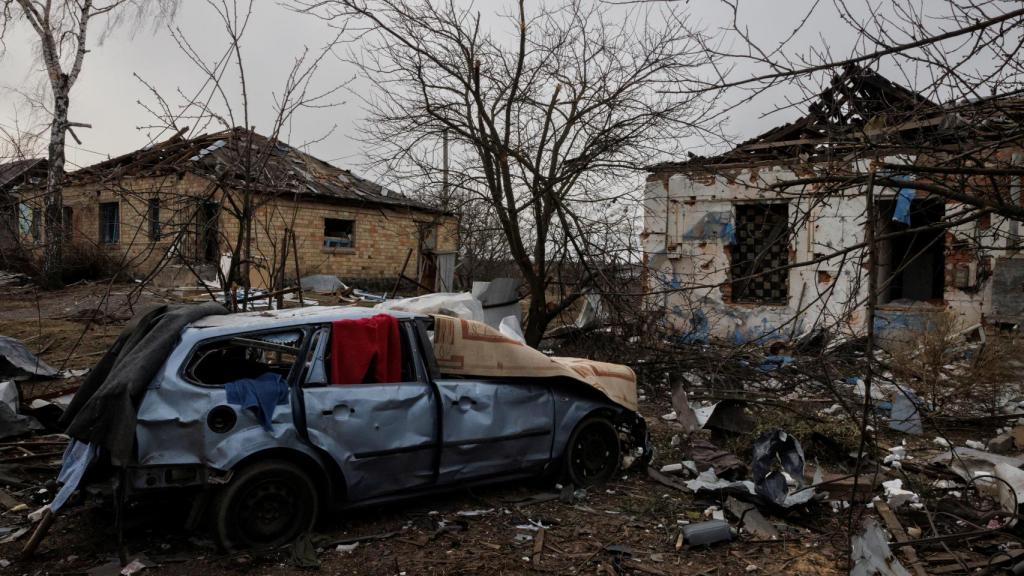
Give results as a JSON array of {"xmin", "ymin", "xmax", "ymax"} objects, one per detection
[{"xmin": 0, "ymin": 1, "xmax": 862, "ymax": 180}]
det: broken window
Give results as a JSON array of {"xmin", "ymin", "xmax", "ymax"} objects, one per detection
[
  {"xmin": 186, "ymin": 330, "xmax": 304, "ymax": 386},
  {"xmin": 148, "ymin": 198, "xmax": 161, "ymax": 241},
  {"xmin": 62, "ymin": 206, "xmax": 73, "ymax": 241},
  {"xmin": 323, "ymin": 218, "xmax": 354, "ymax": 248},
  {"xmin": 876, "ymin": 197, "xmax": 945, "ymax": 303},
  {"xmin": 730, "ymin": 203, "xmax": 790, "ymax": 304},
  {"xmin": 30, "ymin": 207, "xmax": 40, "ymax": 243},
  {"xmin": 99, "ymin": 202, "xmax": 120, "ymax": 244}
]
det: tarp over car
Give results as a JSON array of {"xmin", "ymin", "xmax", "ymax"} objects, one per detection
[{"xmin": 431, "ymin": 315, "xmax": 638, "ymax": 412}]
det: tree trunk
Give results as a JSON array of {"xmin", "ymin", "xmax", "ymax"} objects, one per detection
[
  {"xmin": 42, "ymin": 76, "xmax": 69, "ymax": 289},
  {"xmin": 523, "ymin": 279, "xmax": 548, "ymax": 347}
]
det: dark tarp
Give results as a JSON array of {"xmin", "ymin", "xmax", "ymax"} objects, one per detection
[
  {"xmin": 0, "ymin": 335, "xmax": 58, "ymax": 379},
  {"xmin": 60, "ymin": 302, "xmax": 227, "ymax": 464}
]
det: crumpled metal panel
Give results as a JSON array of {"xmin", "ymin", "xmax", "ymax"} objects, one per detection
[
  {"xmin": 136, "ymin": 329, "xmax": 313, "ymax": 471},
  {"xmin": 302, "ymin": 382, "xmax": 437, "ymax": 500},
  {"xmin": 436, "ymin": 380, "xmax": 553, "ymax": 482}
]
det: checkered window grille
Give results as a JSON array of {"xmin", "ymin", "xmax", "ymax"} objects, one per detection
[{"xmin": 730, "ymin": 203, "xmax": 789, "ymax": 304}]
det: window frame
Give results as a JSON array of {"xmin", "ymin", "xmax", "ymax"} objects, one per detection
[
  {"xmin": 323, "ymin": 217, "xmax": 355, "ymax": 249},
  {"xmin": 148, "ymin": 198, "xmax": 161, "ymax": 241},
  {"xmin": 99, "ymin": 201, "xmax": 120, "ymax": 244},
  {"xmin": 729, "ymin": 202, "xmax": 791, "ymax": 305},
  {"xmin": 181, "ymin": 327, "xmax": 307, "ymax": 389}
]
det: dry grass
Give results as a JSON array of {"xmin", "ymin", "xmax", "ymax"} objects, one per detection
[{"xmin": 887, "ymin": 310, "xmax": 1022, "ymax": 415}]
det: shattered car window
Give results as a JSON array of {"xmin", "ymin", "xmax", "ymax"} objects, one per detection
[{"xmin": 186, "ymin": 330, "xmax": 304, "ymax": 386}]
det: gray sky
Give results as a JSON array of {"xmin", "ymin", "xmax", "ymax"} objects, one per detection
[{"xmin": 0, "ymin": 0, "xmax": 851, "ymax": 176}]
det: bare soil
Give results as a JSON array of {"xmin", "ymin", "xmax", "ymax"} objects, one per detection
[{"xmin": 0, "ymin": 281, "xmax": 849, "ymax": 574}]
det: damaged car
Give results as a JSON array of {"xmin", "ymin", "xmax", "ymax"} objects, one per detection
[{"xmin": 65, "ymin": 307, "xmax": 649, "ymax": 549}]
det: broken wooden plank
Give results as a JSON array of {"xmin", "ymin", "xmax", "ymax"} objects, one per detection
[
  {"xmin": 0, "ymin": 488, "xmax": 23, "ymax": 511},
  {"xmin": 875, "ymin": 501, "xmax": 929, "ymax": 576},
  {"xmin": 724, "ymin": 496, "xmax": 779, "ymax": 540},
  {"xmin": 646, "ymin": 466, "xmax": 690, "ymax": 492},
  {"xmin": 532, "ymin": 527, "xmax": 545, "ymax": 566},
  {"xmin": 929, "ymin": 548, "xmax": 1024, "ymax": 574}
]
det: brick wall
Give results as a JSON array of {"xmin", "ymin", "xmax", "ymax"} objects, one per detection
[{"xmin": 16, "ymin": 172, "xmax": 458, "ymax": 288}]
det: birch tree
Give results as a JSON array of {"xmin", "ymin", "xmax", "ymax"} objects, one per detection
[{"xmin": 0, "ymin": 0, "xmax": 178, "ymax": 287}]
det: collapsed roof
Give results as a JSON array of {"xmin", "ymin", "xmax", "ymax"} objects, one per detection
[
  {"xmin": 653, "ymin": 64, "xmax": 1024, "ymax": 171},
  {"xmin": 70, "ymin": 127, "xmax": 441, "ymax": 214},
  {"xmin": 0, "ymin": 158, "xmax": 46, "ymax": 191}
]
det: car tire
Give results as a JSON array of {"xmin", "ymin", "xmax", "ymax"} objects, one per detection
[
  {"xmin": 564, "ymin": 416, "xmax": 621, "ymax": 487},
  {"xmin": 212, "ymin": 459, "xmax": 318, "ymax": 550}
]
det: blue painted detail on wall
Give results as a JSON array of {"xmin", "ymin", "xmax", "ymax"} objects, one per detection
[
  {"xmin": 683, "ymin": 212, "xmax": 736, "ymax": 243},
  {"xmin": 873, "ymin": 306, "xmax": 941, "ymax": 340},
  {"xmin": 679, "ymin": 309, "xmax": 711, "ymax": 344},
  {"xmin": 732, "ymin": 316, "xmax": 778, "ymax": 345}
]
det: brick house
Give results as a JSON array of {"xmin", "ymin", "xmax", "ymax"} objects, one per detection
[
  {"xmin": 13, "ymin": 129, "xmax": 458, "ymax": 290},
  {"xmin": 643, "ymin": 66, "xmax": 1024, "ymax": 346}
]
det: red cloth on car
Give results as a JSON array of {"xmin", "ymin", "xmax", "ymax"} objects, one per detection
[{"xmin": 328, "ymin": 314, "xmax": 402, "ymax": 384}]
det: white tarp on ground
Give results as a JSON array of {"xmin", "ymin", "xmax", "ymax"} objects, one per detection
[{"xmin": 431, "ymin": 315, "xmax": 637, "ymax": 411}]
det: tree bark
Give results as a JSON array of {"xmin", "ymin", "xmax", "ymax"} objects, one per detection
[{"xmin": 42, "ymin": 75, "xmax": 70, "ymax": 289}]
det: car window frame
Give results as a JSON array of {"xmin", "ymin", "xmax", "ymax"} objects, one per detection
[{"xmin": 180, "ymin": 326, "xmax": 308, "ymax": 389}]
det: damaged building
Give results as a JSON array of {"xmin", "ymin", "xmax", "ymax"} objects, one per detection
[
  {"xmin": 643, "ymin": 65, "xmax": 1024, "ymax": 345},
  {"xmin": 8, "ymin": 128, "xmax": 457, "ymax": 290}
]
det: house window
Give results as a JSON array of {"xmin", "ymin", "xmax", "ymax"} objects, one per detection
[
  {"xmin": 148, "ymin": 198, "xmax": 161, "ymax": 241},
  {"xmin": 99, "ymin": 202, "xmax": 120, "ymax": 244},
  {"xmin": 30, "ymin": 207, "xmax": 40, "ymax": 243},
  {"xmin": 730, "ymin": 203, "xmax": 790, "ymax": 304},
  {"xmin": 323, "ymin": 218, "xmax": 354, "ymax": 248},
  {"xmin": 18, "ymin": 204, "xmax": 31, "ymax": 237},
  {"xmin": 62, "ymin": 206, "xmax": 73, "ymax": 241}
]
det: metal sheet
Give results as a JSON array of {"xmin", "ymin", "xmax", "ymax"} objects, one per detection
[
  {"xmin": 302, "ymin": 382, "xmax": 438, "ymax": 500},
  {"xmin": 992, "ymin": 257, "xmax": 1024, "ymax": 322},
  {"xmin": 436, "ymin": 379, "xmax": 553, "ymax": 482}
]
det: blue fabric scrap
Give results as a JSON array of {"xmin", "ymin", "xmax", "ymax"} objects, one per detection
[
  {"xmin": 893, "ymin": 176, "xmax": 914, "ymax": 225},
  {"xmin": 225, "ymin": 372, "xmax": 289, "ymax": 431}
]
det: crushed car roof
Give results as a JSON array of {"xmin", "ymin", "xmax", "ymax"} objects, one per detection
[{"xmin": 189, "ymin": 306, "xmax": 422, "ymax": 330}]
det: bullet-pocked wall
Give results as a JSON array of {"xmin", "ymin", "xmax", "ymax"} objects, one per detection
[{"xmin": 642, "ymin": 158, "xmax": 1020, "ymax": 346}]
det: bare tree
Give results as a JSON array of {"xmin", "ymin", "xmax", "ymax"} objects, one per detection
[
  {"xmin": 295, "ymin": 0, "xmax": 720, "ymax": 346},
  {"xmin": 0, "ymin": 0, "xmax": 178, "ymax": 287},
  {"xmin": 129, "ymin": 0, "xmax": 346, "ymax": 309}
]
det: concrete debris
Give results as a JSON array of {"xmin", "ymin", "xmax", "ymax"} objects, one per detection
[{"xmin": 880, "ymin": 479, "xmax": 919, "ymax": 509}]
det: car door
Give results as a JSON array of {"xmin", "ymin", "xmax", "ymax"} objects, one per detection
[
  {"xmin": 434, "ymin": 378, "xmax": 555, "ymax": 483},
  {"xmin": 300, "ymin": 321, "xmax": 439, "ymax": 501}
]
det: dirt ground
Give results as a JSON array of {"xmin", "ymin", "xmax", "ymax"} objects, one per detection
[{"xmin": 0, "ymin": 280, "xmax": 861, "ymax": 574}]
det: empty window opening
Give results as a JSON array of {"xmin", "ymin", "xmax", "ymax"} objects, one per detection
[
  {"xmin": 324, "ymin": 218, "xmax": 355, "ymax": 248},
  {"xmin": 99, "ymin": 202, "xmax": 120, "ymax": 244},
  {"xmin": 186, "ymin": 330, "xmax": 303, "ymax": 386},
  {"xmin": 730, "ymin": 203, "xmax": 790, "ymax": 304},
  {"xmin": 62, "ymin": 206, "xmax": 73, "ymax": 241},
  {"xmin": 30, "ymin": 207, "xmax": 41, "ymax": 243},
  {"xmin": 148, "ymin": 198, "xmax": 161, "ymax": 241},
  {"xmin": 876, "ymin": 197, "xmax": 945, "ymax": 303}
]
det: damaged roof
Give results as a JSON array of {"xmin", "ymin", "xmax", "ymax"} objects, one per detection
[
  {"xmin": 0, "ymin": 158, "xmax": 46, "ymax": 191},
  {"xmin": 69, "ymin": 128, "xmax": 441, "ymax": 214},
  {"xmin": 653, "ymin": 64, "xmax": 1024, "ymax": 171}
]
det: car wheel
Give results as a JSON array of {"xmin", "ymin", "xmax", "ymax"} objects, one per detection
[
  {"xmin": 565, "ymin": 417, "xmax": 621, "ymax": 487},
  {"xmin": 213, "ymin": 459, "xmax": 318, "ymax": 550}
]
